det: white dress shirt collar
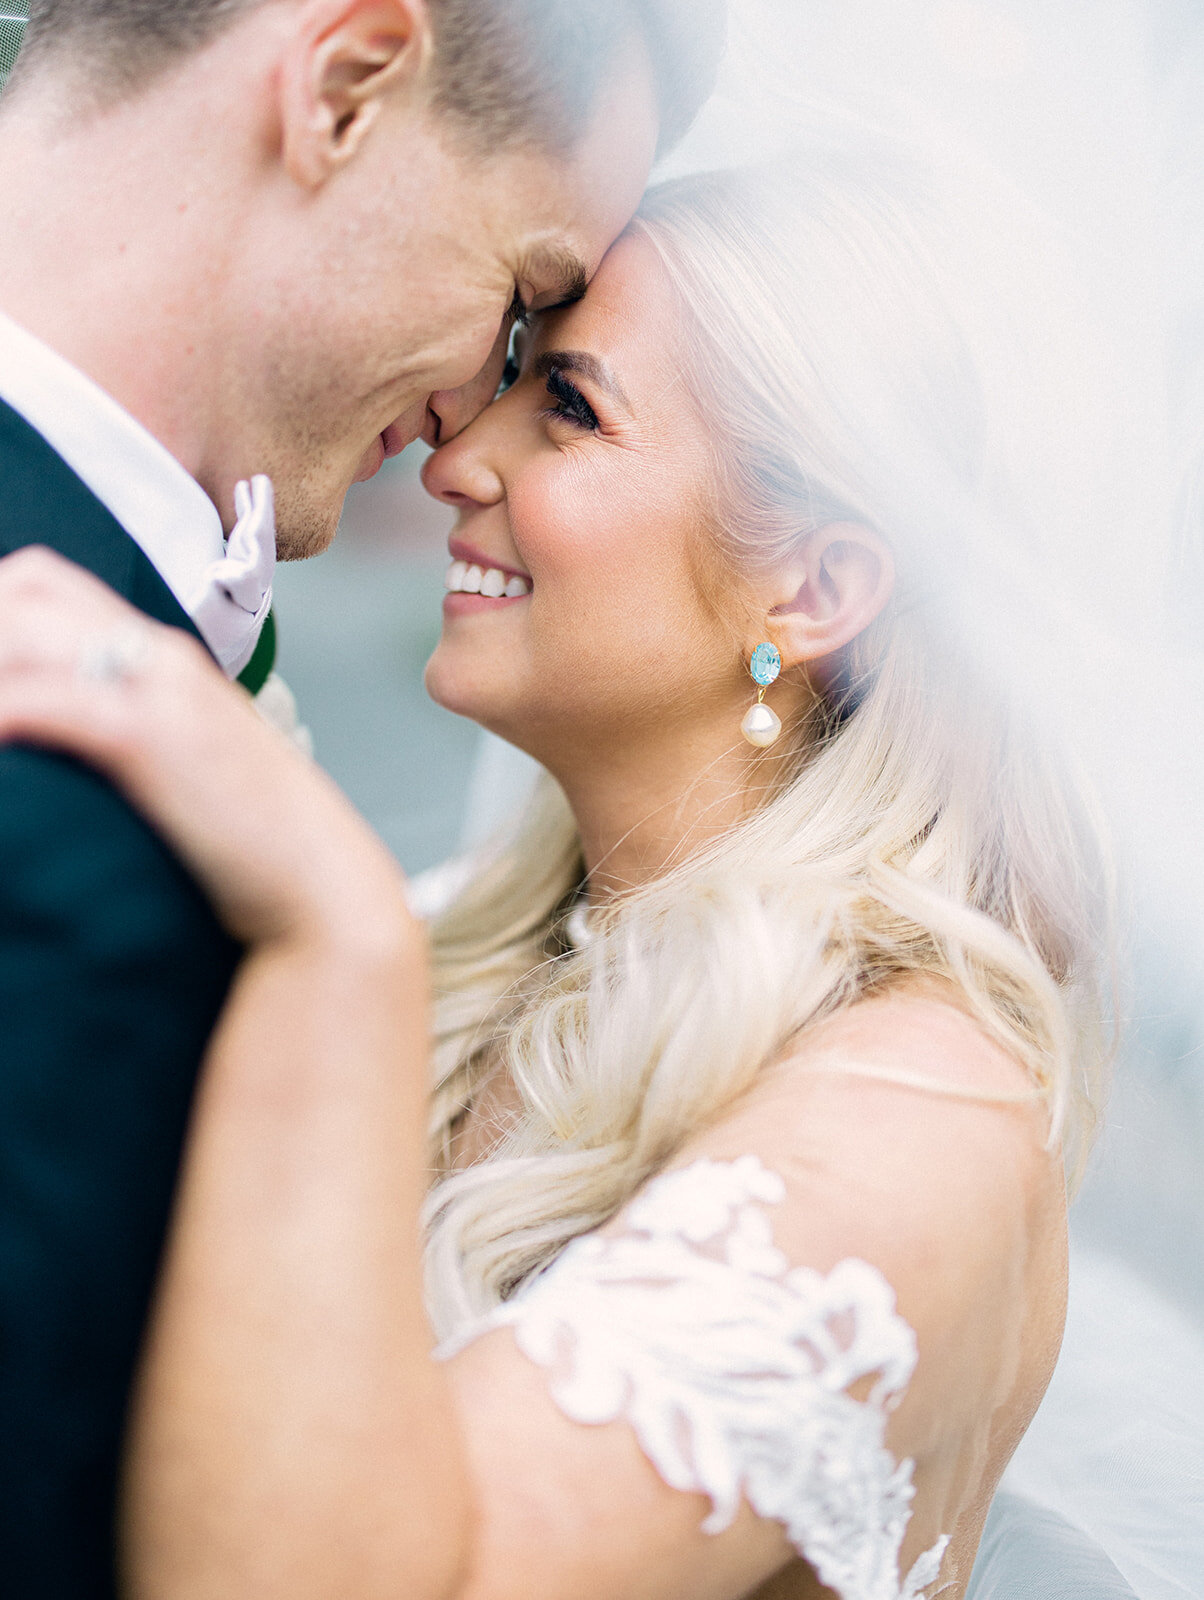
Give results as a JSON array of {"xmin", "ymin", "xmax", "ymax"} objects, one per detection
[{"xmin": 0, "ymin": 310, "xmax": 274, "ymax": 677}]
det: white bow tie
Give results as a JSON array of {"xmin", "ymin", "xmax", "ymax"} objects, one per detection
[{"xmin": 189, "ymin": 475, "xmax": 277, "ymax": 678}]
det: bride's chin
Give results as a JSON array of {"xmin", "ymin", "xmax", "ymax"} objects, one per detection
[
  {"xmin": 424, "ymin": 666, "xmax": 550, "ymax": 757},
  {"xmin": 424, "ymin": 658, "xmax": 502, "ymax": 725}
]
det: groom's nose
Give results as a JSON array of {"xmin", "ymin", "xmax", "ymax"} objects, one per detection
[{"xmin": 422, "ymin": 323, "xmax": 512, "ymax": 448}]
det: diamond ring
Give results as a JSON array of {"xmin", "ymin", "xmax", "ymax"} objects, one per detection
[{"xmin": 77, "ymin": 624, "xmax": 154, "ymax": 685}]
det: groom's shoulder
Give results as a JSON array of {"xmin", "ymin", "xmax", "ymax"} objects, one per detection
[
  {"xmin": 0, "ymin": 397, "xmax": 200, "ymax": 634},
  {"xmin": 0, "ymin": 714, "xmax": 237, "ymax": 999},
  {"xmin": 0, "ymin": 740, "xmax": 241, "ymax": 1112},
  {"xmin": 0, "ymin": 738, "xmax": 236, "ymax": 975},
  {"xmin": 0, "ymin": 397, "xmax": 146, "ymax": 596},
  {"xmin": 0, "ymin": 397, "xmax": 235, "ymax": 981}
]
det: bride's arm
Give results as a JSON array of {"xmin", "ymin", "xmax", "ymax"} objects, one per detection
[
  {"xmin": 132, "ymin": 912, "xmax": 464, "ymax": 1600},
  {"xmin": 0, "ymin": 550, "xmax": 469, "ymax": 1600}
]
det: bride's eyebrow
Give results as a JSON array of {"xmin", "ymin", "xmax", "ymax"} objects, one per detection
[{"xmin": 533, "ymin": 350, "xmax": 630, "ymax": 409}]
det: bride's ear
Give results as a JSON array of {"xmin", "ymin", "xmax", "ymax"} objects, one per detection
[
  {"xmin": 279, "ymin": 0, "xmax": 434, "ymax": 189},
  {"xmin": 754, "ymin": 522, "xmax": 895, "ymax": 670}
]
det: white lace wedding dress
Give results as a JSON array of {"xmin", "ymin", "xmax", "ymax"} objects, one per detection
[
  {"xmin": 434, "ymin": 1143, "xmax": 1202, "ymax": 1600},
  {"xmin": 440, "ymin": 1155, "xmax": 951, "ymax": 1600}
]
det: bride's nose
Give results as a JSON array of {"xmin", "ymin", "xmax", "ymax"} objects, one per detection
[{"xmin": 420, "ymin": 425, "xmax": 505, "ymax": 510}]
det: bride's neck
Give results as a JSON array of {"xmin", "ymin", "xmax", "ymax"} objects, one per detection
[{"xmin": 553, "ymin": 724, "xmax": 767, "ymax": 904}]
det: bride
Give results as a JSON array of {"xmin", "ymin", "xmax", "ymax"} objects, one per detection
[{"xmin": 0, "ymin": 148, "xmax": 1111, "ymax": 1600}]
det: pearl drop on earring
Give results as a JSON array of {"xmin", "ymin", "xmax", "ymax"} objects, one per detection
[
  {"xmin": 742, "ymin": 642, "xmax": 783, "ymax": 748},
  {"xmin": 741, "ymin": 701, "xmax": 783, "ymax": 747}
]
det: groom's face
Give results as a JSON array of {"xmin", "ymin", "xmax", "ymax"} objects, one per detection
[{"xmin": 221, "ymin": 44, "xmax": 659, "ymax": 560}]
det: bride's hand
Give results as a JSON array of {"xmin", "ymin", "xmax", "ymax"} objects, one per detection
[{"xmin": 0, "ymin": 546, "xmax": 417, "ymax": 955}]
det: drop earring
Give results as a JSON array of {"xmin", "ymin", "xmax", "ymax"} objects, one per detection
[{"xmin": 741, "ymin": 642, "xmax": 783, "ymax": 747}]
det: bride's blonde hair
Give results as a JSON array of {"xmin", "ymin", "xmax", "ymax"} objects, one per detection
[{"xmin": 423, "ymin": 147, "xmax": 1114, "ymax": 1337}]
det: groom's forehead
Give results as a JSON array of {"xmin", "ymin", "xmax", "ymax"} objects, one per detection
[{"xmin": 495, "ymin": 68, "xmax": 661, "ymax": 304}]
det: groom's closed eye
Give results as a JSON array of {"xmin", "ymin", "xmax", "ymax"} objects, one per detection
[{"xmin": 499, "ymin": 319, "xmax": 529, "ymax": 396}]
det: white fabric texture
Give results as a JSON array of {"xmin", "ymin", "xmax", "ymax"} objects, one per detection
[
  {"xmin": 966, "ymin": 1491, "xmax": 1139, "ymax": 1599},
  {"xmin": 252, "ymin": 671, "xmax": 315, "ymax": 758},
  {"xmin": 440, "ymin": 1155, "xmax": 949, "ymax": 1600},
  {"xmin": 997, "ymin": 1247, "xmax": 1204, "ymax": 1600},
  {"xmin": 0, "ymin": 309, "xmax": 274, "ymax": 676}
]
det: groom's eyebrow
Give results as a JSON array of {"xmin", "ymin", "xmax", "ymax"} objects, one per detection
[{"xmin": 525, "ymin": 246, "xmax": 589, "ymax": 309}]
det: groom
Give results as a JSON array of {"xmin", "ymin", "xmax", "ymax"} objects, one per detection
[{"xmin": 0, "ymin": 2, "xmax": 719, "ymax": 1594}]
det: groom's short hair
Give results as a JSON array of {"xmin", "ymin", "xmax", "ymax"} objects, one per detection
[{"xmin": 16, "ymin": 0, "xmax": 721, "ymax": 156}]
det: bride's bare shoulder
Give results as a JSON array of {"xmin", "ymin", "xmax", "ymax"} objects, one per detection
[
  {"xmin": 789, "ymin": 972, "xmax": 1044, "ymax": 1099},
  {"xmin": 692, "ymin": 974, "xmax": 1068, "ymax": 1347},
  {"xmin": 756, "ymin": 973, "xmax": 1061, "ymax": 1172}
]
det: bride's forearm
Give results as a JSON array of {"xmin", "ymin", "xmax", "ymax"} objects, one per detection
[{"xmin": 120, "ymin": 926, "xmax": 470, "ymax": 1600}]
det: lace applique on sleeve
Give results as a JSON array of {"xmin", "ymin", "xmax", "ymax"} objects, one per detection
[{"xmin": 438, "ymin": 1155, "xmax": 950, "ymax": 1600}]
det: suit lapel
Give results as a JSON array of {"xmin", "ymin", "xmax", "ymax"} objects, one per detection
[{"xmin": 0, "ymin": 397, "xmax": 207, "ymax": 643}]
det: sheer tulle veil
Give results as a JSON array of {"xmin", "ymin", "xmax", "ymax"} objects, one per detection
[{"xmin": 411, "ymin": 94, "xmax": 1204, "ymax": 1600}]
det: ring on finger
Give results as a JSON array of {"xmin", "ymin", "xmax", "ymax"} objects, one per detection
[{"xmin": 78, "ymin": 624, "xmax": 155, "ymax": 685}]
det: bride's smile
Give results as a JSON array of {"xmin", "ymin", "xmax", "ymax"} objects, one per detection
[
  {"xmin": 422, "ymin": 234, "xmax": 730, "ymax": 761},
  {"xmin": 443, "ymin": 543, "xmax": 534, "ymax": 602}
]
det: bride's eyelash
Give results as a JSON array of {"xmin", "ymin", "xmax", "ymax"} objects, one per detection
[{"xmin": 543, "ymin": 368, "xmax": 599, "ymax": 431}]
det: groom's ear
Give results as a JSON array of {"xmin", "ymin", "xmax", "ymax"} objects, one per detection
[
  {"xmin": 752, "ymin": 522, "xmax": 895, "ymax": 672},
  {"xmin": 279, "ymin": 0, "xmax": 435, "ymax": 188}
]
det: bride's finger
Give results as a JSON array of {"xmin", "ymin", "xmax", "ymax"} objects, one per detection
[
  {"xmin": 0, "ymin": 661, "xmax": 145, "ymax": 768},
  {"xmin": 0, "ymin": 559, "xmax": 422, "ymax": 950},
  {"xmin": 0, "ymin": 545, "xmax": 227, "ymax": 707},
  {"xmin": 0, "ymin": 547, "xmax": 173, "ymax": 665},
  {"xmin": 0, "ymin": 544, "xmax": 145, "ymax": 609},
  {"xmin": 0, "ymin": 615, "xmax": 225, "ymax": 778},
  {"xmin": 0, "ymin": 602, "xmax": 158, "ymax": 680}
]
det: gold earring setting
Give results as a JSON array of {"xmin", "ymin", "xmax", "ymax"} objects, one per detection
[{"xmin": 741, "ymin": 642, "xmax": 783, "ymax": 747}]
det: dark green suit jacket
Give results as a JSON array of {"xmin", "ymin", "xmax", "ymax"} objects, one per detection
[{"xmin": 0, "ymin": 398, "xmax": 242, "ymax": 1597}]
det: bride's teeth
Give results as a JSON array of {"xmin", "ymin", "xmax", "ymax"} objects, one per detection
[{"xmin": 445, "ymin": 559, "xmax": 531, "ymax": 597}]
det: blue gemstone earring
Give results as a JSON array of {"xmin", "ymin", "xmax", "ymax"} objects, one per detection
[{"xmin": 742, "ymin": 642, "xmax": 783, "ymax": 747}]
